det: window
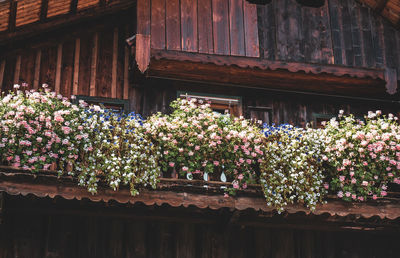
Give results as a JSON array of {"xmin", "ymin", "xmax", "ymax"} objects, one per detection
[
  {"xmin": 74, "ymin": 96, "xmax": 130, "ymax": 113},
  {"xmin": 177, "ymin": 92, "xmax": 242, "ymax": 117},
  {"xmin": 248, "ymin": 105, "xmax": 273, "ymax": 125},
  {"xmin": 312, "ymin": 113, "xmax": 335, "ymax": 128}
]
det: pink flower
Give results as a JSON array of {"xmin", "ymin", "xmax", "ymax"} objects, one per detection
[
  {"xmin": 323, "ymin": 183, "xmax": 329, "ymax": 189},
  {"xmin": 339, "ymin": 176, "xmax": 345, "ymax": 182},
  {"xmin": 372, "ymin": 195, "xmax": 377, "ymax": 200},
  {"xmin": 213, "ymin": 161, "xmax": 219, "ymax": 166},
  {"xmin": 195, "ymin": 146, "xmax": 200, "ymax": 150},
  {"xmin": 169, "ymin": 162, "xmax": 175, "ymax": 167},
  {"xmin": 337, "ymin": 191, "xmax": 343, "ymax": 198},
  {"xmin": 182, "ymin": 166, "xmax": 188, "ymax": 172},
  {"xmin": 363, "ymin": 161, "xmax": 368, "ymax": 166},
  {"xmin": 233, "ymin": 182, "xmax": 239, "ymax": 189},
  {"xmin": 54, "ymin": 115, "xmax": 64, "ymax": 122},
  {"xmin": 36, "ymin": 137, "xmax": 42, "ymax": 143},
  {"xmin": 246, "ymin": 159, "xmax": 252, "ymax": 164},
  {"xmin": 381, "ymin": 191, "xmax": 387, "ymax": 197},
  {"xmin": 345, "ymin": 192, "xmax": 351, "ymax": 197},
  {"xmin": 238, "ymin": 174, "xmax": 244, "ymax": 180}
]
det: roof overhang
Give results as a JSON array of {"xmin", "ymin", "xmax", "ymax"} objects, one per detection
[{"xmin": 143, "ymin": 49, "xmax": 398, "ymax": 98}]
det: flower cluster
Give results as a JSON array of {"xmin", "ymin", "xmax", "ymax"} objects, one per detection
[
  {"xmin": 260, "ymin": 124, "xmax": 327, "ymax": 212},
  {"xmin": 323, "ymin": 111, "xmax": 400, "ymax": 201},
  {"xmin": 145, "ymin": 98, "xmax": 264, "ymax": 192},
  {"xmin": 73, "ymin": 108, "xmax": 161, "ymax": 195},
  {"xmin": 0, "ymin": 84, "xmax": 86, "ymax": 172}
]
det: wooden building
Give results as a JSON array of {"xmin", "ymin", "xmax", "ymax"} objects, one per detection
[{"xmin": 0, "ymin": 0, "xmax": 400, "ymax": 257}]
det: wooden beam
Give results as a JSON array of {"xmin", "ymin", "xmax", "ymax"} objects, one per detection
[
  {"xmin": 40, "ymin": 0, "xmax": 49, "ymax": 22},
  {"xmin": 13, "ymin": 55, "xmax": 21, "ymax": 84},
  {"xmin": 55, "ymin": 43, "xmax": 63, "ymax": 93},
  {"xmin": 0, "ymin": 60, "xmax": 5, "ymax": 89},
  {"xmin": 8, "ymin": 0, "xmax": 17, "ymax": 32},
  {"xmin": 70, "ymin": 0, "xmax": 78, "ymax": 14},
  {"xmin": 72, "ymin": 38, "xmax": 80, "ymax": 95},
  {"xmin": 111, "ymin": 28, "xmax": 118, "ymax": 99},
  {"xmin": 374, "ymin": 0, "xmax": 389, "ymax": 14},
  {"xmin": 90, "ymin": 33, "xmax": 98, "ymax": 96},
  {"xmin": 33, "ymin": 50, "xmax": 41, "ymax": 89},
  {"xmin": 148, "ymin": 50, "xmax": 389, "ymax": 97}
]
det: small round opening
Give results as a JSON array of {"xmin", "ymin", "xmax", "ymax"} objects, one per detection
[{"xmin": 296, "ymin": 0, "xmax": 325, "ymax": 8}]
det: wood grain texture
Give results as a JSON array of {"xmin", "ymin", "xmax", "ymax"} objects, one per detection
[
  {"xmin": 166, "ymin": 0, "xmax": 181, "ymax": 50},
  {"xmin": 123, "ymin": 42, "xmax": 130, "ymax": 99},
  {"xmin": 112, "ymin": 28, "xmax": 118, "ymax": 98},
  {"xmin": 243, "ymin": 0, "xmax": 259, "ymax": 57},
  {"xmin": 33, "ymin": 49, "xmax": 41, "ymax": 89},
  {"xmin": 61, "ymin": 39, "xmax": 74, "ymax": 98},
  {"xmin": 0, "ymin": 60, "xmax": 5, "ymax": 89},
  {"xmin": 136, "ymin": 34, "xmax": 151, "ymax": 73},
  {"xmin": 151, "ymin": 0, "xmax": 166, "ymax": 49},
  {"xmin": 137, "ymin": 0, "xmax": 151, "ymax": 35},
  {"xmin": 229, "ymin": 0, "xmax": 245, "ymax": 56},
  {"xmin": 13, "ymin": 55, "xmax": 21, "ymax": 84},
  {"xmin": 73, "ymin": 38, "xmax": 80, "ymax": 95},
  {"xmin": 90, "ymin": 33, "xmax": 98, "ymax": 96},
  {"xmin": 198, "ymin": 0, "xmax": 214, "ymax": 53},
  {"xmin": 257, "ymin": 3, "xmax": 276, "ymax": 60},
  {"xmin": 55, "ymin": 43, "xmax": 63, "ymax": 93},
  {"xmin": 181, "ymin": 0, "xmax": 198, "ymax": 52},
  {"xmin": 212, "ymin": 0, "xmax": 230, "ymax": 55}
]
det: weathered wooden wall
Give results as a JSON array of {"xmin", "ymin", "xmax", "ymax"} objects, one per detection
[
  {"xmin": 137, "ymin": 0, "xmax": 260, "ymax": 57},
  {"xmin": 139, "ymin": 0, "xmax": 400, "ymax": 77},
  {"xmin": 0, "ymin": 195, "xmax": 399, "ymax": 258},
  {"xmin": 257, "ymin": 0, "xmax": 400, "ymax": 77},
  {"xmin": 129, "ymin": 78, "xmax": 400, "ymax": 126},
  {"xmin": 0, "ymin": 8, "xmax": 135, "ymax": 99}
]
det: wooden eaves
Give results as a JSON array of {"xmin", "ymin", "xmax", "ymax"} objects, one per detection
[{"xmin": 140, "ymin": 49, "xmax": 398, "ymax": 98}]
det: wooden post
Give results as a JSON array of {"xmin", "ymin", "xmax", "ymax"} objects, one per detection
[
  {"xmin": 111, "ymin": 28, "xmax": 118, "ymax": 99},
  {"xmin": 0, "ymin": 60, "xmax": 5, "ymax": 89},
  {"xmin": 13, "ymin": 55, "xmax": 21, "ymax": 84},
  {"xmin": 55, "ymin": 43, "xmax": 63, "ymax": 93},
  {"xmin": 90, "ymin": 33, "xmax": 98, "ymax": 96},
  {"xmin": 33, "ymin": 50, "xmax": 41, "ymax": 89},
  {"xmin": 40, "ymin": 0, "xmax": 49, "ymax": 22},
  {"xmin": 73, "ymin": 38, "xmax": 80, "ymax": 95},
  {"xmin": 8, "ymin": 0, "xmax": 17, "ymax": 32}
]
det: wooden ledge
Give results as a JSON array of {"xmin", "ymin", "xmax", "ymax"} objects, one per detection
[
  {"xmin": 146, "ymin": 50, "xmax": 396, "ymax": 97},
  {"xmin": 1, "ymin": 168, "xmax": 400, "ymax": 221}
]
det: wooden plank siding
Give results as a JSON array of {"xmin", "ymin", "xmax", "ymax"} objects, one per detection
[
  {"xmin": 142, "ymin": 0, "xmax": 260, "ymax": 57},
  {"xmin": 139, "ymin": 0, "xmax": 399, "ymax": 80},
  {"xmin": 1, "ymin": 195, "xmax": 400, "ymax": 258},
  {"xmin": 0, "ymin": 13, "xmax": 134, "ymax": 100}
]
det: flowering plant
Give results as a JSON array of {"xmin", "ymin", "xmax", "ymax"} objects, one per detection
[
  {"xmin": 323, "ymin": 111, "xmax": 400, "ymax": 201},
  {"xmin": 260, "ymin": 124, "xmax": 327, "ymax": 212},
  {"xmin": 145, "ymin": 98, "xmax": 264, "ymax": 192},
  {"xmin": 0, "ymin": 84, "xmax": 86, "ymax": 172},
  {"xmin": 74, "ymin": 108, "xmax": 161, "ymax": 195}
]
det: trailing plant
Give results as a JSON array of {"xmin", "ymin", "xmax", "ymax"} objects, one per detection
[
  {"xmin": 323, "ymin": 111, "xmax": 400, "ymax": 201},
  {"xmin": 73, "ymin": 107, "xmax": 161, "ymax": 195},
  {"xmin": 0, "ymin": 84, "xmax": 86, "ymax": 172},
  {"xmin": 260, "ymin": 124, "xmax": 327, "ymax": 212},
  {"xmin": 145, "ymin": 98, "xmax": 264, "ymax": 192}
]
